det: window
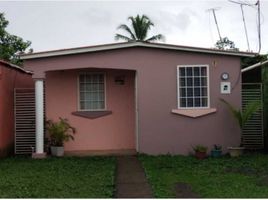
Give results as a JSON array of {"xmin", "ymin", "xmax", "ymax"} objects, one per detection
[
  {"xmin": 177, "ymin": 65, "xmax": 209, "ymax": 108},
  {"xmin": 79, "ymin": 73, "xmax": 105, "ymax": 110}
]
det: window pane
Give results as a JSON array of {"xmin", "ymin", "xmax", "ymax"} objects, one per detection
[
  {"xmin": 194, "ymin": 77, "xmax": 200, "ymax": 86},
  {"xmin": 201, "ymin": 67, "xmax": 207, "ymax": 76},
  {"xmin": 187, "ymin": 98, "xmax": 194, "ymax": 107},
  {"xmin": 180, "ymin": 88, "xmax": 186, "ymax": 97},
  {"xmin": 201, "ymin": 87, "xmax": 207, "ymax": 96},
  {"xmin": 80, "ymin": 83, "xmax": 86, "ymax": 91},
  {"xmin": 194, "ymin": 87, "xmax": 201, "ymax": 97},
  {"xmin": 193, "ymin": 67, "xmax": 200, "ymax": 76},
  {"xmin": 186, "ymin": 68, "xmax": 192, "ymax": 76},
  {"xmin": 180, "ymin": 77, "xmax": 185, "ymax": 87},
  {"xmin": 180, "ymin": 98, "xmax": 186, "ymax": 107},
  {"xmin": 202, "ymin": 98, "xmax": 208, "ymax": 107},
  {"xmin": 187, "ymin": 77, "xmax": 193, "ymax": 86},
  {"xmin": 201, "ymin": 77, "xmax": 207, "ymax": 86},
  {"xmin": 194, "ymin": 98, "xmax": 201, "ymax": 107},
  {"xmin": 187, "ymin": 87, "xmax": 193, "ymax": 97},
  {"xmin": 179, "ymin": 68, "xmax": 185, "ymax": 76}
]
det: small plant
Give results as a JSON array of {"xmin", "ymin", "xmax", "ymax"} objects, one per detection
[
  {"xmin": 213, "ymin": 144, "xmax": 222, "ymax": 151},
  {"xmin": 211, "ymin": 144, "xmax": 222, "ymax": 158},
  {"xmin": 220, "ymin": 98, "xmax": 261, "ymax": 146},
  {"xmin": 193, "ymin": 145, "xmax": 208, "ymax": 153},
  {"xmin": 46, "ymin": 117, "xmax": 76, "ymax": 146},
  {"xmin": 192, "ymin": 145, "xmax": 208, "ymax": 160}
]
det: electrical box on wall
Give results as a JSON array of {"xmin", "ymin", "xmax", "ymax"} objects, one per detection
[{"xmin": 221, "ymin": 82, "xmax": 231, "ymax": 94}]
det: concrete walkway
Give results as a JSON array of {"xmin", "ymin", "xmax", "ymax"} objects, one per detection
[{"xmin": 115, "ymin": 156, "xmax": 154, "ymax": 198}]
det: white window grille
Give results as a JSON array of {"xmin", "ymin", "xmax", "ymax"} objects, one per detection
[
  {"xmin": 177, "ymin": 65, "xmax": 209, "ymax": 108},
  {"xmin": 79, "ymin": 73, "xmax": 105, "ymax": 110}
]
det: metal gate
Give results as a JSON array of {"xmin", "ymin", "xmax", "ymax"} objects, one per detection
[
  {"xmin": 14, "ymin": 88, "xmax": 35, "ymax": 154},
  {"xmin": 242, "ymin": 83, "xmax": 264, "ymax": 149}
]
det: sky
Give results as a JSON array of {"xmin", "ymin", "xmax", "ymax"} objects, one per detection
[{"xmin": 0, "ymin": 0, "xmax": 267, "ymax": 54}]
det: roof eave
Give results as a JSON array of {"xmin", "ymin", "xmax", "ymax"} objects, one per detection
[{"xmin": 20, "ymin": 42, "xmax": 257, "ymax": 60}]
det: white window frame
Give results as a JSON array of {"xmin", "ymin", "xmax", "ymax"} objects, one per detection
[
  {"xmin": 77, "ymin": 72, "xmax": 107, "ymax": 111},
  {"xmin": 177, "ymin": 65, "xmax": 210, "ymax": 109}
]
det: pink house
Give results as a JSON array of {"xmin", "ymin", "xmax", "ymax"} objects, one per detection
[
  {"xmin": 20, "ymin": 42, "xmax": 255, "ymax": 156},
  {"xmin": 0, "ymin": 60, "xmax": 33, "ymax": 157}
]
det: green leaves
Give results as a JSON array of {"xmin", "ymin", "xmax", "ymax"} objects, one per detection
[
  {"xmin": 220, "ymin": 98, "xmax": 261, "ymax": 129},
  {"xmin": 115, "ymin": 14, "xmax": 164, "ymax": 42},
  {"xmin": 0, "ymin": 157, "xmax": 116, "ymax": 198},
  {"xmin": 0, "ymin": 13, "xmax": 31, "ymax": 65},
  {"xmin": 46, "ymin": 118, "xmax": 76, "ymax": 146}
]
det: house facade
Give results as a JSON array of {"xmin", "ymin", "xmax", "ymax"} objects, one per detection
[
  {"xmin": 0, "ymin": 60, "xmax": 34, "ymax": 157},
  {"xmin": 21, "ymin": 42, "xmax": 255, "ymax": 156}
]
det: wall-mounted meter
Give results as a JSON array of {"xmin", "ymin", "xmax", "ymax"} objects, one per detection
[{"xmin": 221, "ymin": 82, "xmax": 231, "ymax": 94}]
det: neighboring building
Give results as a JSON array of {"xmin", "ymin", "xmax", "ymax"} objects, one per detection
[
  {"xmin": 21, "ymin": 42, "xmax": 256, "ymax": 156},
  {"xmin": 0, "ymin": 60, "xmax": 34, "ymax": 157}
]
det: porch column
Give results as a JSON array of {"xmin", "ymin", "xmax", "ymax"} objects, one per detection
[{"xmin": 32, "ymin": 79, "xmax": 46, "ymax": 158}]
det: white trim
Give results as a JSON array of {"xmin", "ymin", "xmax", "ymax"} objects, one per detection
[
  {"xmin": 35, "ymin": 79, "xmax": 44, "ymax": 154},
  {"xmin": 177, "ymin": 65, "xmax": 210, "ymax": 109},
  {"xmin": 135, "ymin": 71, "xmax": 139, "ymax": 152},
  {"xmin": 77, "ymin": 72, "xmax": 107, "ymax": 111},
  {"xmin": 241, "ymin": 59, "xmax": 268, "ymax": 73},
  {"xmin": 20, "ymin": 42, "xmax": 256, "ymax": 60}
]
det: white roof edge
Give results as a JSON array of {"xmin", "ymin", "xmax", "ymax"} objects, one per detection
[
  {"xmin": 241, "ymin": 59, "xmax": 268, "ymax": 73},
  {"xmin": 20, "ymin": 42, "xmax": 256, "ymax": 60}
]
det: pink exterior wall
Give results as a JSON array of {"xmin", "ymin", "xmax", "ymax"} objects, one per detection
[
  {"xmin": 24, "ymin": 47, "xmax": 242, "ymax": 155},
  {"xmin": 0, "ymin": 63, "xmax": 34, "ymax": 157},
  {"xmin": 45, "ymin": 69, "xmax": 136, "ymax": 152}
]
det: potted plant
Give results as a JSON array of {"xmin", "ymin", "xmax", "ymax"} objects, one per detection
[
  {"xmin": 220, "ymin": 99, "xmax": 261, "ymax": 157},
  {"xmin": 211, "ymin": 144, "xmax": 222, "ymax": 158},
  {"xmin": 193, "ymin": 145, "xmax": 208, "ymax": 160},
  {"xmin": 46, "ymin": 118, "xmax": 76, "ymax": 157}
]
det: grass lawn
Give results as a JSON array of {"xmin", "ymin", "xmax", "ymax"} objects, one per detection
[
  {"xmin": 139, "ymin": 154, "xmax": 268, "ymax": 198},
  {"xmin": 0, "ymin": 156, "xmax": 116, "ymax": 198}
]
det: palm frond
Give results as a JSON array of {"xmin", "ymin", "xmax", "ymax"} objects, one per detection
[
  {"xmin": 241, "ymin": 101, "xmax": 261, "ymax": 128},
  {"xmin": 114, "ymin": 34, "xmax": 133, "ymax": 42},
  {"xmin": 116, "ymin": 24, "xmax": 136, "ymax": 40},
  {"xmin": 220, "ymin": 98, "xmax": 261, "ymax": 129},
  {"xmin": 146, "ymin": 34, "xmax": 165, "ymax": 42},
  {"xmin": 115, "ymin": 14, "xmax": 164, "ymax": 42},
  {"xmin": 220, "ymin": 98, "xmax": 242, "ymax": 128}
]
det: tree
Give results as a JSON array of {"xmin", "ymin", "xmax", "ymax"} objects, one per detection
[
  {"xmin": 115, "ymin": 14, "xmax": 164, "ymax": 42},
  {"xmin": 0, "ymin": 13, "xmax": 31, "ymax": 65},
  {"xmin": 215, "ymin": 37, "xmax": 238, "ymax": 51}
]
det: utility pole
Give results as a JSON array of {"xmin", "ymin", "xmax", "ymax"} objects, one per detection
[{"xmin": 207, "ymin": 8, "xmax": 222, "ymax": 42}]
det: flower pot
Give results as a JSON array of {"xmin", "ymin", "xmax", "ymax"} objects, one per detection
[
  {"xmin": 51, "ymin": 146, "xmax": 64, "ymax": 157},
  {"xmin": 195, "ymin": 151, "xmax": 207, "ymax": 160},
  {"xmin": 211, "ymin": 149, "xmax": 222, "ymax": 158},
  {"xmin": 228, "ymin": 147, "xmax": 245, "ymax": 157}
]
